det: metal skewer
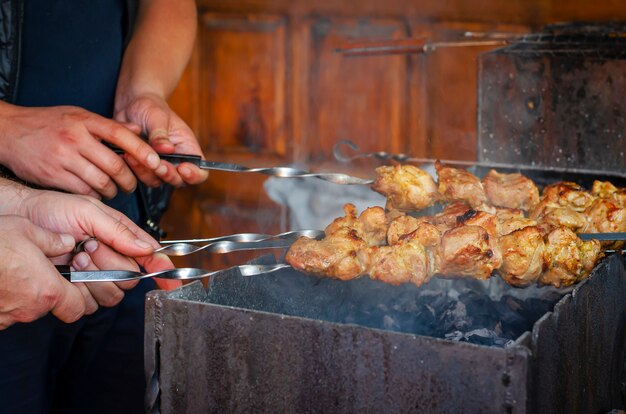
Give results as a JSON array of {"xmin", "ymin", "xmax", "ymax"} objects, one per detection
[
  {"xmin": 58, "ymin": 263, "xmax": 293, "ymax": 283},
  {"xmin": 333, "ymin": 140, "xmax": 626, "ymax": 179},
  {"xmin": 156, "ymin": 230, "xmax": 324, "ymax": 256}
]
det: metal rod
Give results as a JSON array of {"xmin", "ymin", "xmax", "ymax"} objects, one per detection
[{"xmin": 336, "ymin": 38, "xmax": 508, "ymax": 57}]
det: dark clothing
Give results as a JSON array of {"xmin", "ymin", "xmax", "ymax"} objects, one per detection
[
  {"xmin": 15, "ymin": 0, "xmax": 141, "ymax": 221},
  {"xmin": 0, "ymin": 1, "xmax": 154, "ymax": 413},
  {"xmin": 0, "ymin": 280, "xmax": 154, "ymax": 414}
]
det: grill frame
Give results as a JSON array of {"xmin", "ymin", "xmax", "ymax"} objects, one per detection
[{"xmin": 145, "ymin": 254, "xmax": 625, "ymax": 414}]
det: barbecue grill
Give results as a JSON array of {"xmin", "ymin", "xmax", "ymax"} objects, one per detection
[
  {"xmin": 145, "ymin": 22, "xmax": 626, "ymax": 413},
  {"xmin": 145, "ymin": 253, "xmax": 625, "ymax": 413}
]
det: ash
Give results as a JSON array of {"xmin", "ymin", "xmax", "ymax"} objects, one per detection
[{"xmin": 205, "ymin": 266, "xmax": 567, "ymax": 348}]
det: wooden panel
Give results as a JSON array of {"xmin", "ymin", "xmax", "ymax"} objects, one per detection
[
  {"xmin": 294, "ymin": 17, "xmax": 410, "ymax": 163},
  {"xmin": 410, "ymin": 22, "xmax": 529, "ymax": 161},
  {"xmin": 198, "ymin": 0, "xmax": 626, "ymax": 26},
  {"xmin": 198, "ymin": 13, "xmax": 287, "ymax": 156}
]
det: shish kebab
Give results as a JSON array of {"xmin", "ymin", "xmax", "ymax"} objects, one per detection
[{"xmin": 286, "ymin": 163, "xmax": 625, "ymax": 289}]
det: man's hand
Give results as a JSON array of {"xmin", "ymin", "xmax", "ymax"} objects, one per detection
[
  {"xmin": 115, "ymin": 93, "xmax": 208, "ymax": 187},
  {"xmin": 0, "ymin": 103, "xmax": 167, "ymax": 199},
  {"xmin": 0, "ymin": 216, "xmax": 87, "ymax": 329},
  {"xmin": 15, "ymin": 188, "xmax": 174, "ymax": 307},
  {"xmin": 71, "ymin": 239, "xmax": 174, "ymax": 307}
]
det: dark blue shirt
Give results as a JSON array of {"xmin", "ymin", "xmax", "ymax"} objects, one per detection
[{"xmin": 14, "ymin": 0, "xmax": 139, "ymax": 222}]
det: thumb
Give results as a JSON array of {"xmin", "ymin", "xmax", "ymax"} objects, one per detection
[
  {"xmin": 50, "ymin": 275, "xmax": 87, "ymax": 323},
  {"xmin": 26, "ymin": 224, "xmax": 75, "ymax": 258},
  {"xmin": 146, "ymin": 110, "xmax": 174, "ymax": 153}
]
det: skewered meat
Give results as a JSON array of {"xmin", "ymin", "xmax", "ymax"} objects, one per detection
[
  {"xmin": 497, "ymin": 226, "xmax": 545, "ymax": 287},
  {"xmin": 582, "ymin": 198, "xmax": 626, "ymax": 234},
  {"xmin": 592, "ymin": 180, "xmax": 626, "ymax": 207},
  {"xmin": 540, "ymin": 227, "xmax": 602, "ymax": 288},
  {"xmin": 389, "ymin": 220, "xmax": 442, "ymax": 276},
  {"xmin": 455, "ymin": 209, "xmax": 499, "ymax": 237},
  {"xmin": 286, "ymin": 227, "xmax": 370, "ymax": 280},
  {"xmin": 387, "ymin": 215, "xmax": 430, "ymax": 246},
  {"xmin": 530, "ymin": 201, "xmax": 588, "ymax": 233},
  {"xmin": 439, "ymin": 225, "xmax": 502, "ymax": 280},
  {"xmin": 372, "ymin": 165, "xmax": 439, "ymax": 212},
  {"xmin": 541, "ymin": 181, "xmax": 596, "ymax": 211},
  {"xmin": 356, "ymin": 206, "xmax": 388, "ymax": 246},
  {"xmin": 369, "ymin": 239, "xmax": 431, "ymax": 286},
  {"xmin": 436, "ymin": 163, "xmax": 488, "ymax": 208},
  {"xmin": 495, "ymin": 208, "xmax": 537, "ymax": 236},
  {"xmin": 482, "ymin": 169, "xmax": 540, "ymax": 210},
  {"xmin": 287, "ymin": 162, "xmax": 619, "ymax": 290},
  {"xmin": 324, "ymin": 204, "xmax": 388, "ymax": 246}
]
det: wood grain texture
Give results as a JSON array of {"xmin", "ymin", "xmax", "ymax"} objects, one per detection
[{"xmin": 198, "ymin": 13, "xmax": 287, "ymax": 156}]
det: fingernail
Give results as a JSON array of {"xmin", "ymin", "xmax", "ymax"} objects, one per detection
[
  {"xmin": 84, "ymin": 239, "xmax": 99, "ymax": 253},
  {"xmin": 73, "ymin": 253, "xmax": 90, "ymax": 270},
  {"xmin": 60, "ymin": 234, "xmax": 75, "ymax": 247},
  {"xmin": 155, "ymin": 164, "xmax": 168, "ymax": 176},
  {"xmin": 179, "ymin": 166, "xmax": 191, "ymax": 177},
  {"xmin": 146, "ymin": 153, "xmax": 160, "ymax": 169},
  {"xmin": 135, "ymin": 239, "xmax": 153, "ymax": 249}
]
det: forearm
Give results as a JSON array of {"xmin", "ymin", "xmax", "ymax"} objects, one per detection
[
  {"xmin": 115, "ymin": 0, "xmax": 197, "ymax": 109},
  {"xmin": 0, "ymin": 177, "xmax": 34, "ymax": 216}
]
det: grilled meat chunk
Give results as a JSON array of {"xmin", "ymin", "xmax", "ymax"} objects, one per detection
[
  {"xmin": 439, "ymin": 225, "xmax": 502, "ymax": 280},
  {"xmin": 497, "ymin": 226, "xmax": 545, "ymax": 287},
  {"xmin": 541, "ymin": 181, "xmax": 596, "ymax": 212},
  {"xmin": 285, "ymin": 228, "xmax": 370, "ymax": 281},
  {"xmin": 482, "ymin": 169, "xmax": 540, "ymax": 211},
  {"xmin": 583, "ymin": 198, "xmax": 626, "ymax": 234},
  {"xmin": 436, "ymin": 163, "xmax": 487, "ymax": 208},
  {"xmin": 530, "ymin": 201, "xmax": 588, "ymax": 233},
  {"xmin": 372, "ymin": 165, "xmax": 439, "ymax": 212},
  {"xmin": 592, "ymin": 180, "xmax": 626, "ymax": 207},
  {"xmin": 495, "ymin": 207, "xmax": 537, "ymax": 236},
  {"xmin": 539, "ymin": 227, "xmax": 602, "ymax": 288},
  {"xmin": 369, "ymin": 239, "xmax": 432, "ymax": 287},
  {"xmin": 358, "ymin": 206, "xmax": 388, "ymax": 246},
  {"xmin": 324, "ymin": 204, "xmax": 388, "ymax": 246}
]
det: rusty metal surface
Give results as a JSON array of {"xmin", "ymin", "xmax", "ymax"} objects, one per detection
[
  {"xmin": 151, "ymin": 290, "xmax": 529, "ymax": 413},
  {"xmin": 529, "ymin": 253, "xmax": 626, "ymax": 413},
  {"xmin": 477, "ymin": 38, "xmax": 626, "ymax": 173},
  {"xmin": 145, "ymin": 255, "xmax": 626, "ymax": 414}
]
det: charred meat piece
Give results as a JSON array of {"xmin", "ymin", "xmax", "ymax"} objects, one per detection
[
  {"xmin": 455, "ymin": 209, "xmax": 499, "ymax": 237},
  {"xmin": 285, "ymin": 228, "xmax": 370, "ymax": 281},
  {"xmin": 482, "ymin": 169, "xmax": 540, "ymax": 211},
  {"xmin": 583, "ymin": 198, "xmax": 626, "ymax": 234},
  {"xmin": 372, "ymin": 165, "xmax": 439, "ymax": 212},
  {"xmin": 387, "ymin": 215, "xmax": 420, "ymax": 246},
  {"xmin": 357, "ymin": 206, "xmax": 388, "ymax": 246},
  {"xmin": 369, "ymin": 239, "xmax": 432, "ymax": 287},
  {"xmin": 430, "ymin": 202, "xmax": 472, "ymax": 233},
  {"xmin": 592, "ymin": 180, "xmax": 626, "ymax": 207},
  {"xmin": 388, "ymin": 219, "xmax": 442, "ymax": 276},
  {"xmin": 439, "ymin": 225, "xmax": 502, "ymax": 280},
  {"xmin": 324, "ymin": 204, "xmax": 388, "ymax": 246},
  {"xmin": 539, "ymin": 227, "xmax": 602, "ymax": 288},
  {"xmin": 530, "ymin": 202, "xmax": 588, "ymax": 233},
  {"xmin": 495, "ymin": 207, "xmax": 537, "ymax": 236},
  {"xmin": 497, "ymin": 226, "xmax": 545, "ymax": 287},
  {"xmin": 324, "ymin": 203, "xmax": 361, "ymax": 236},
  {"xmin": 541, "ymin": 181, "xmax": 596, "ymax": 212},
  {"xmin": 387, "ymin": 215, "xmax": 438, "ymax": 245},
  {"xmin": 436, "ymin": 163, "xmax": 487, "ymax": 208}
]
